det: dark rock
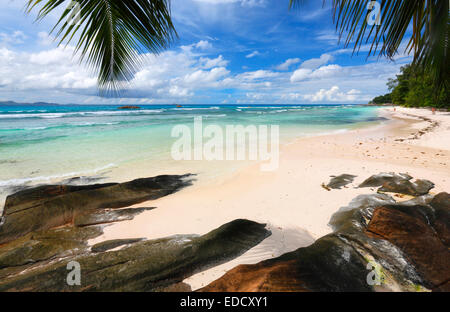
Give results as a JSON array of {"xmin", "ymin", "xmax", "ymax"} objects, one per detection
[
  {"xmin": 74, "ymin": 207, "xmax": 155, "ymax": 227},
  {"xmin": 118, "ymin": 106, "xmax": 140, "ymax": 110},
  {"xmin": 0, "ymin": 175, "xmax": 193, "ymax": 244},
  {"xmin": 378, "ymin": 179, "xmax": 434, "ymax": 196},
  {"xmin": 200, "ymin": 234, "xmax": 372, "ymax": 292},
  {"xmin": 91, "ymin": 238, "xmax": 145, "ymax": 253},
  {"xmin": 325, "ymin": 174, "xmax": 357, "ymax": 189},
  {"xmin": 358, "ymin": 172, "xmax": 412, "ymax": 188},
  {"xmin": 0, "ymin": 219, "xmax": 270, "ymax": 291},
  {"xmin": 430, "ymin": 193, "xmax": 450, "ymax": 246},
  {"xmin": 0, "ymin": 226, "xmax": 103, "ymax": 274}
]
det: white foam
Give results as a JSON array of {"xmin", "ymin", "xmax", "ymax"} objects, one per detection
[{"xmin": 0, "ymin": 163, "xmax": 117, "ymax": 188}]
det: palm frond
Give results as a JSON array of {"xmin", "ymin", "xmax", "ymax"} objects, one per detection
[
  {"xmin": 289, "ymin": 0, "xmax": 449, "ymax": 93},
  {"xmin": 26, "ymin": 0, "xmax": 176, "ymax": 94}
]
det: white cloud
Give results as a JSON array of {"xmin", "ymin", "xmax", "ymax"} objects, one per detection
[
  {"xmin": 199, "ymin": 55, "xmax": 229, "ymax": 69},
  {"xmin": 303, "ymin": 86, "xmax": 360, "ymax": 102},
  {"xmin": 37, "ymin": 32, "xmax": 54, "ymax": 46},
  {"xmin": 276, "ymin": 58, "xmax": 301, "ymax": 71},
  {"xmin": 195, "ymin": 40, "xmax": 213, "ymax": 50},
  {"xmin": 0, "ymin": 30, "xmax": 27, "ymax": 46},
  {"xmin": 245, "ymin": 50, "xmax": 260, "ymax": 58},
  {"xmin": 183, "ymin": 67, "xmax": 230, "ymax": 84},
  {"xmin": 290, "ymin": 68, "xmax": 312, "ymax": 82},
  {"xmin": 237, "ymin": 70, "xmax": 279, "ymax": 81},
  {"xmin": 291, "ymin": 64, "xmax": 342, "ymax": 82},
  {"xmin": 299, "ymin": 53, "xmax": 333, "ymax": 70}
]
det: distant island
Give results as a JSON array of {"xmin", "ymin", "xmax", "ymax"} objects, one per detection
[{"xmin": 0, "ymin": 100, "xmax": 61, "ymax": 106}]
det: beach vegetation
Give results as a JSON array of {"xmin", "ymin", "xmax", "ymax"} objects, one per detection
[{"xmin": 373, "ymin": 63, "xmax": 449, "ymax": 108}]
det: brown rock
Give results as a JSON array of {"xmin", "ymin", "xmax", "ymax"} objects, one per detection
[
  {"xmin": 200, "ymin": 235, "xmax": 372, "ymax": 292},
  {"xmin": 366, "ymin": 206, "xmax": 450, "ymax": 288}
]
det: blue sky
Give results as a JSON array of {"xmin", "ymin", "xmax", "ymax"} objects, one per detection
[{"xmin": 0, "ymin": 0, "xmax": 412, "ymax": 105}]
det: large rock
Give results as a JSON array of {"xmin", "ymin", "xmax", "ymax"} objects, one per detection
[
  {"xmin": 430, "ymin": 192, "xmax": 450, "ymax": 246},
  {"xmin": 0, "ymin": 226, "xmax": 104, "ymax": 279},
  {"xmin": 358, "ymin": 172, "xmax": 413, "ymax": 188},
  {"xmin": 0, "ymin": 219, "xmax": 270, "ymax": 291},
  {"xmin": 358, "ymin": 172, "xmax": 434, "ymax": 196},
  {"xmin": 366, "ymin": 205, "xmax": 450, "ymax": 289},
  {"xmin": 378, "ymin": 179, "xmax": 435, "ymax": 196},
  {"xmin": 200, "ymin": 234, "xmax": 372, "ymax": 292},
  {"xmin": 202, "ymin": 188, "xmax": 449, "ymax": 292},
  {"xmin": 0, "ymin": 175, "xmax": 193, "ymax": 244}
]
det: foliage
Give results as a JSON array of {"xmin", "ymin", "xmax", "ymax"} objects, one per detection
[
  {"xmin": 370, "ymin": 93, "xmax": 391, "ymax": 105},
  {"xmin": 26, "ymin": 0, "xmax": 176, "ymax": 94},
  {"xmin": 374, "ymin": 64, "xmax": 449, "ymax": 108}
]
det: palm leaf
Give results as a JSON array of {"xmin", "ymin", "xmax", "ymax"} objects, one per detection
[
  {"xmin": 290, "ymin": 0, "xmax": 449, "ymax": 93},
  {"xmin": 26, "ymin": 0, "xmax": 176, "ymax": 94}
]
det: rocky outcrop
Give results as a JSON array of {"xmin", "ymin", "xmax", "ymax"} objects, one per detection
[
  {"xmin": 0, "ymin": 175, "xmax": 193, "ymax": 244},
  {"xmin": 358, "ymin": 172, "xmax": 413, "ymax": 188},
  {"xmin": 358, "ymin": 172, "xmax": 434, "ymax": 196},
  {"xmin": 378, "ymin": 179, "xmax": 435, "ymax": 196},
  {"xmin": 325, "ymin": 174, "xmax": 357, "ymax": 189},
  {"xmin": 0, "ymin": 174, "xmax": 273, "ymax": 291},
  {"xmin": 366, "ymin": 204, "xmax": 450, "ymax": 290},
  {"xmin": 0, "ymin": 219, "xmax": 270, "ymax": 291},
  {"xmin": 201, "ymin": 175, "xmax": 449, "ymax": 292},
  {"xmin": 201, "ymin": 234, "xmax": 372, "ymax": 292}
]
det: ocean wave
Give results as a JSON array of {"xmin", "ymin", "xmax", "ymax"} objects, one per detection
[
  {"xmin": 0, "ymin": 109, "xmax": 165, "ymax": 119},
  {"xmin": 0, "ymin": 163, "xmax": 117, "ymax": 188},
  {"xmin": 170, "ymin": 106, "xmax": 221, "ymax": 111},
  {"xmin": 0, "ymin": 121, "xmax": 122, "ymax": 132}
]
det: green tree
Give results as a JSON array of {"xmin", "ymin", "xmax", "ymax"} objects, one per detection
[{"xmin": 385, "ymin": 63, "xmax": 449, "ymax": 108}]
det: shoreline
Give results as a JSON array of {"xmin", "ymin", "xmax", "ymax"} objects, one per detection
[{"xmin": 86, "ymin": 106, "xmax": 449, "ymax": 290}]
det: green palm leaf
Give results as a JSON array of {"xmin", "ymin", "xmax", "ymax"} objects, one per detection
[
  {"xmin": 26, "ymin": 0, "xmax": 176, "ymax": 94},
  {"xmin": 290, "ymin": 0, "xmax": 449, "ymax": 93}
]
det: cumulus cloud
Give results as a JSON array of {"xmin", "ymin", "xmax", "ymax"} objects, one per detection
[
  {"xmin": 276, "ymin": 58, "xmax": 301, "ymax": 71},
  {"xmin": 237, "ymin": 70, "xmax": 279, "ymax": 81},
  {"xmin": 195, "ymin": 40, "xmax": 213, "ymax": 50},
  {"xmin": 299, "ymin": 53, "xmax": 333, "ymax": 70},
  {"xmin": 199, "ymin": 55, "xmax": 229, "ymax": 69},
  {"xmin": 291, "ymin": 63, "xmax": 343, "ymax": 82},
  {"xmin": 303, "ymin": 86, "xmax": 361, "ymax": 102},
  {"xmin": 0, "ymin": 30, "xmax": 27, "ymax": 46}
]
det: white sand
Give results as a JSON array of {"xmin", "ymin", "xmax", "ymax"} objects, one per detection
[{"xmin": 88, "ymin": 106, "xmax": 450, "ymax": 290}]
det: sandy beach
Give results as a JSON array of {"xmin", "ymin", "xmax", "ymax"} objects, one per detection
[{"xmin": 87, "ymin": 106, "xmax": 450, "ymax": 290}]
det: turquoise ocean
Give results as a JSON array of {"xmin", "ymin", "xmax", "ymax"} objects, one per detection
[{"xmin": 0, "ymin": 104, "xmax": 384, "ymax": 206}]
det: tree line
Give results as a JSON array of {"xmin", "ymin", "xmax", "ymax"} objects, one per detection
[{"xmin": 371, "ymin": 64, "xmax": 449, "ymax": 108}]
